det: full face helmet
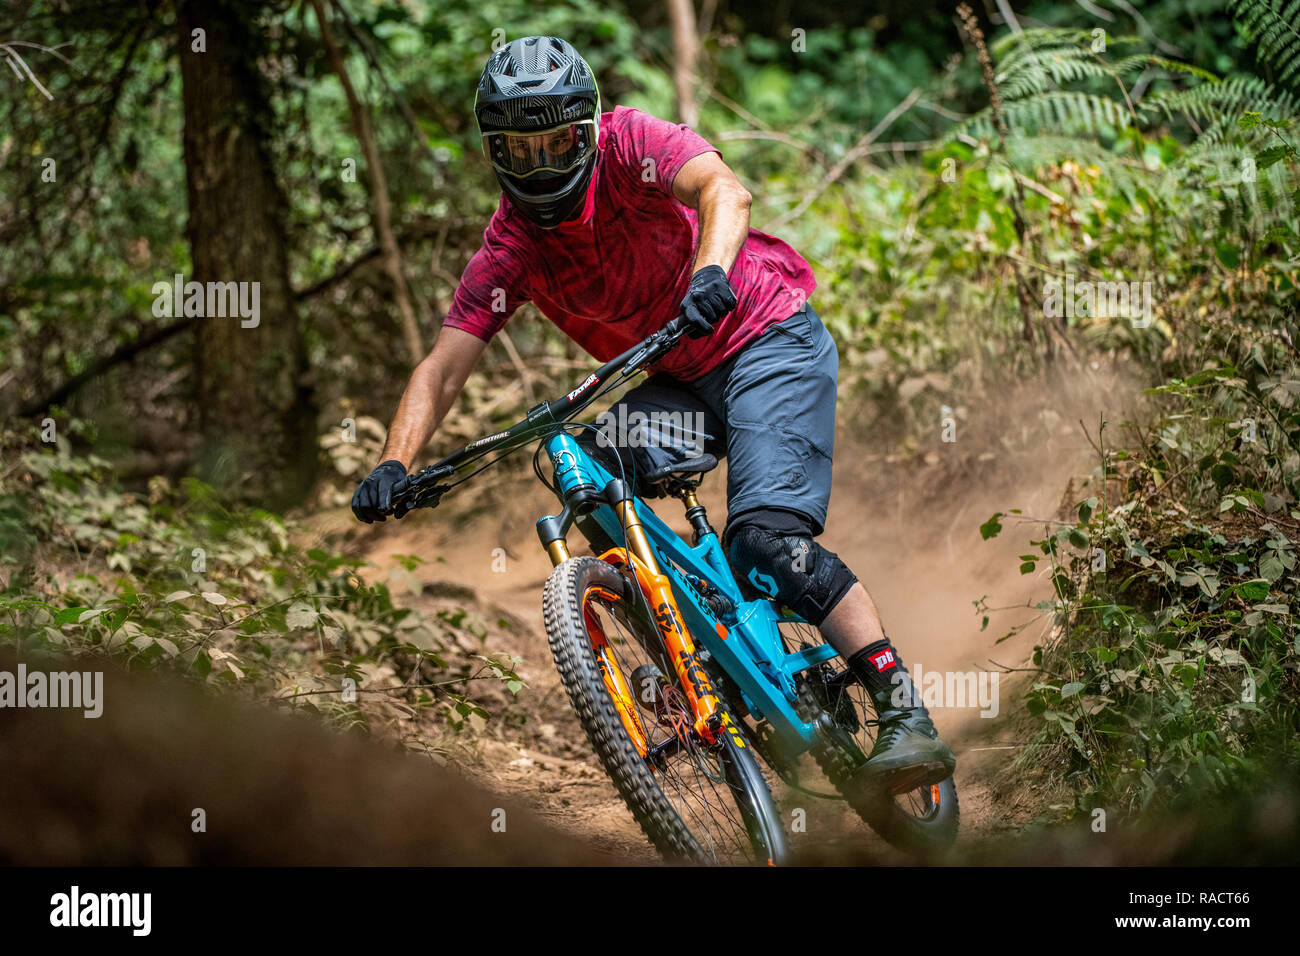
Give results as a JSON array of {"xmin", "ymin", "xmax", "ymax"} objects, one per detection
[{"xmin": 474, "ymin": 36, "xmax": 601, "ymax": 228}]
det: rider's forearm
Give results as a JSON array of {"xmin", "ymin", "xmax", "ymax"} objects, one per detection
[
  {"xmin": 691, "ymin": 177, "xmax": 752, "ymax": 275},
  {"xmin": 378, "ymin": 356, "xmax": 458, "ymax": 469}
]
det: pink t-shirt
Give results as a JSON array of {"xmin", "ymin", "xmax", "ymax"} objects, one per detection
[{"xmin": 442, "ymin": 106, "xmax": 816, "ymax": 382}]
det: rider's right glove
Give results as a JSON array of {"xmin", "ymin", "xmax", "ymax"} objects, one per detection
[
  {"xmin": 351, "ymin": 459, "xmax": 407, "ymax": 523},
  {"xmin": 679, "ymin": 264, "xmax": 738, "ymax": 339}
]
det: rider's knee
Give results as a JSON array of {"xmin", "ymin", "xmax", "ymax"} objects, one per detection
[{"xmin": 724, "ymin": 508, "xmax": 857, "ymax": 626}]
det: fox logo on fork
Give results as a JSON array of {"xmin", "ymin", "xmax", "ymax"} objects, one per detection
[{"xmin": 654, "ymin": 601, "xmax": 683, "ymax": 637}]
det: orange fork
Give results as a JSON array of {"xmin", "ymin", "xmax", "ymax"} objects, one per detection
[
  {"xmin": 597, "ymin": 545, "xmax": 722, "ymax": 743},
  {"xmin": 582, "ymin": 586, "xmax": 651, "ymax": 756}
]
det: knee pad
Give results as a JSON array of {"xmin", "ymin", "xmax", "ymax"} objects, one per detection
[{"xmin": 725, "ymin": 509, "xmax": 857, "ymax": 625}]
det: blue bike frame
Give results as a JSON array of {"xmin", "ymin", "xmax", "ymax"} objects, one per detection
[{"xmin": 539, "ymin": 430, "xmax": 840, "ymax": 751}]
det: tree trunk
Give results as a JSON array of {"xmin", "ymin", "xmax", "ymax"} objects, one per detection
[
  {"xmin": 666, "ymin": 0, "xmax": 698, "ymax": 128},
  {"xmin": 177, "ymin": 0, "xmax": 315, "ymax": 507}
]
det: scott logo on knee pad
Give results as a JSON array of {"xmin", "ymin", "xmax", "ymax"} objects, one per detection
[
  {"xmin": 747, "ymin": 566, "xmax": 779, "ymax": 597},
  {"xmin": 728, "ymin": 514, "xmax": 857, "ymax": 626}
]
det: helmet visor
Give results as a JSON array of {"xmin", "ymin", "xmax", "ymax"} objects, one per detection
[{"xmin": 482, "ymin": 121, "xmax": 596, "ymax": 179}]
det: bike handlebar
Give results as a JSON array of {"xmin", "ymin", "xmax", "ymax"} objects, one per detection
[{"xmin": 390, "ymin": 316, "xmax": 690, "ymax": 511}]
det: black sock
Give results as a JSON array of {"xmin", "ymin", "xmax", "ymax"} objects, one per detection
[{"xmin": 845, "ymin": 640, "xmax": 916, "ymax": 712}]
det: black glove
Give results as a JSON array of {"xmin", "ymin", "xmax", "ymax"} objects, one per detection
[
  {"xmin": 679, "ymin": 264, "xmax": 737, "ymax": 339},
  {"xmin": 351, "ymin": 459, "xmax": 408, "ymax": 523}
]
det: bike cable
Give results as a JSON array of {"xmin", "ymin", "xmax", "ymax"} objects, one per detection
[
  {"xmin": 541, "ymin": 418, "xmax": 666, "ymax": 676},
  {"xmin": 440, "ymin": 417, "xmax": 574, "ymax": 491}
]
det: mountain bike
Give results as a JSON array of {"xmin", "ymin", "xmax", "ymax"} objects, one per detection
[{"xmin": 390, "ymin": 317, "xmax": 959, "ymax": 864}]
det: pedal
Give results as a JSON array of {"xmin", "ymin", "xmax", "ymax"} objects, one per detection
[{"xmin": 886, "ymin": 763, "xmax": 949, "ymax": 796}]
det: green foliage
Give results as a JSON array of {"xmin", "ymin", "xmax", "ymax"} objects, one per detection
[
  {"xmin": 994, "ymin": 307, "xmax": 1300, "ymax": 816},
  {"xmin": 1146, "ymin": 74, "xmax": 1296, "ymax": 128},
  {"xmin": 946, "ymin": 8, "xmax": 1300, "ymax": 820},
  {"xmin": 1020, "ymin": 492, "xmax": 1298, "ymax": 814},
  {"xmin": 0, "ymin": 426, "xmax": 522, "ymax": 742},
  {"xmin": 711, "ymin": 25, "xmax": 938, "ymax": 148},
  {"xmin": 1230, "ymin": 0, "xmax": 1300, "ymax": 89}
]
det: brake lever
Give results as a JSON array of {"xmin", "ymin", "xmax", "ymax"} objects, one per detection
[
  {"xmin": 394, "ymin": 482, "xmax": 452, "ymax": 517},
  {"xmin": 402, "ymin": 461, "xmax": 455, "ymax": 489},
  {"xmin": 391, "ymin": 462, "xmax": 455, "ymax": 515},
  {"xmin": 624, "ymin": 324, "xmax": 684, "ymax": 375}
]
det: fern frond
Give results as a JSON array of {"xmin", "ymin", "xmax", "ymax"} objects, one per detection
[
  {"xmin": 1229, "ymin": 0, "xmax": 1300, "ymax": 90},
  {"xmin": 1004, "ymin": 91, "xmax": 1136, "ymax": 135},
  {"xmin": 947, "ymin": 91, "xmax": 1136, "ymax": 141},
  {"xmin": 1001, "ymin": 134, "xmax": 1151, "ymax": 199},
  {"xmin": 998, "ymin": 48, "xmax": 1116, "ymax": 100},
  {"xmin": 989, "ymin": 28, "xmax": 1142, "ymax": 61},
  {"xmin": 1143, "ymin": 75, "xmax": 1299, "ymax": 126},
  {"xmin": 952, "ymin": 20, "xmax": 1299, "ymax": 248},
  {"xmin": 1149, "ymin": 58, "xmax": 1222, "ymax": 84}
]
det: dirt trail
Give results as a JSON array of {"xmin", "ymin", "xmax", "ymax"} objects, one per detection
[{"xmin": 358, "ymin": 360, "xmax": 1141, "ymax": 861}]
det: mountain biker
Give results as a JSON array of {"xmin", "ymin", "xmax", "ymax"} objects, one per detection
[{"xmin": 351, "ymin": 35, "xmax": 955, "ymax": 795}]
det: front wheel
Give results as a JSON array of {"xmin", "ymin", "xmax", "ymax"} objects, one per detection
[{"xmin": 544, "ymin": 556, "xmax": 788, "ymax": 864}]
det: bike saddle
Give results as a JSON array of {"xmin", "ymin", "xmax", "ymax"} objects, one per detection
[
  {"xmin": 642, "ymin": 454, "xmax": 718, "ymax": 497},
  {"xmin": 644, "ymin": 453, "xmax": 717, "ymax": 481}
]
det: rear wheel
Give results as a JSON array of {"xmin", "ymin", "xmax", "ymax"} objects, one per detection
[
  {"xmin": 544, "ymin": 556, "xmax": 788, "ymax": 864},
  {"xmin": 782, "ymin": 624, "xmax": 959, "ymax": 854},
  {"xmin": 813, "ymin": 733, "xmax": 960, "ymax": 855}
]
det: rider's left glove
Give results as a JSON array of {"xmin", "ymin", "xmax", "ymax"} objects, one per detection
[
  {"xmin": 679, "ymin": 264, "xmax": 738, "ymax": 339},
  {"xmin": 352, "ymin": 459, "xmax": 407, "ymax": 523}
]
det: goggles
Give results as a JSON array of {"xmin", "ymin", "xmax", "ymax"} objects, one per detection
[{"xmin": 482, "ymin": 120, "xmax": 597, "ymax": 179}]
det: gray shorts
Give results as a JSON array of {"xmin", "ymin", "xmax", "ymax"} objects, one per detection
[{"xmin": 579, "ymin": 303, "xmax": 838, "ymax": 534}]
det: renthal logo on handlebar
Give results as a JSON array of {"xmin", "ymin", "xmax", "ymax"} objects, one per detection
[
  {"xmin": 565, "ymin": 373, "xmax": 599, "ymax": 403},
  {"xmin": 467, "ymin": 430, "xmax": 509, "ymax": 450}
]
